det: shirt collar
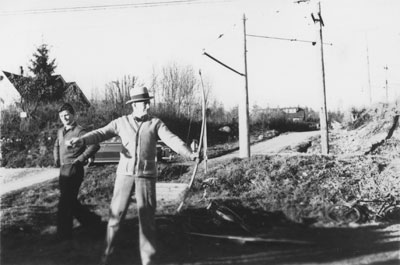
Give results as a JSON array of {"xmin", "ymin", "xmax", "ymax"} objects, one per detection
[
  {"xmin": 133, "ymin": 114, "xmax": 149, "ymax": 122},
  {"xmin": 64, "ymin": 122, "xmax": 77, "ymax": 132}
]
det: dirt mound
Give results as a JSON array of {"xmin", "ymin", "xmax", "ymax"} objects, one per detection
[{"xmin": 309, "ymin": 102, "xmax": 400, "ymax": 157}]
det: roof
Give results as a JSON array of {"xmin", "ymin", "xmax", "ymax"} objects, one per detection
[
  {"xmin": 280, "ymin": 107, "xmax": 305, "ymax": 114},
  {"xmin": 1, "ymin": 71, "xmax": 29, "ymax": 94},
  {"xmin": 265, "ymin": 107, "xmax": 305, "ymax": 113},
  {"xmin": 0, "ymin": 71, "xmax": 22, "ymax": 107},
  {"xmin": 63, "ymin": 82, "xmax": 90, "ymax": 106},
  {"xmin": 1, "ymin": 70, "xmax": 90, "ymax": 106}
]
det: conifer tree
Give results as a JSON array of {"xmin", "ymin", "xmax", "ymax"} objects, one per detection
[
  {"xmin": 27, "ymin": 44, "xmax": 58, "ymax": 101},
  {"xmin": 12, "ymin": 44, "xmax": 58, "ymax": 118},
  {"xmin": 28, "ymin": 44, "xmax": 57, "ymax": 77}
]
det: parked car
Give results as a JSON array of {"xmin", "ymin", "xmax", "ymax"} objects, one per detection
[
  {"xmin": 93, "ymin": 137, "xmax": 121, "ymax": 164},
  {"xmin": 93, "ymin": 137, "xmax": 175, "ymax": 164},
  {"xmin": 306, "ymin": 122, "xmax": 320, "ymax": 130},
  {"xmin": 156, "ymin": 140, "xmax": 175, "ymax": 162}
]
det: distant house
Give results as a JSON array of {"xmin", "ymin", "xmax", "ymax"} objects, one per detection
[
  {"xmin": 265, "ymin": 107, "xmax": 306, "ymax": 122},
  {"xmin": 0, "ymin": 71, "xmax": 21, "ymax": 108},
  {"xmin": 280, "ymin": 107, "xmax": 306, "ymax": 122},
  {"xmin": 0, "ymin": 70, "xmax": 90, "ymax": 108}
]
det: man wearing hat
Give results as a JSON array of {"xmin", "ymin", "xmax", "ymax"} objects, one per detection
[{"xmin": 69, "ymin": 86, "xmax": 197, "ymax": 265}]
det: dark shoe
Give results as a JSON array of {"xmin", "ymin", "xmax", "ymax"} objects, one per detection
[
  {"xmin": 85, "ymin": 221, "xmax": 105, "ymax": 239},
  {"xmin": 91, "ymin": 214, "xmax": 102, "ymax": 225},
  {"xmin": 81, "ymin": 214, "xmax": 102, "ymax": 228},
  {"xmin": 55, "ymin": 233, "xmax": 73, "ymax": 242},
  {"xmin": 99, "ymin": 253, "xmax": 110, "ymax": 265},
  {"xmin": 56, "ymin": 232, "xmax": 72, "ymax": 241}
]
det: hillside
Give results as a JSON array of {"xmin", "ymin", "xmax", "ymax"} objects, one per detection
[{"xmin": 309, "ymin": 102, "xmax": 399, "ymax": 158}]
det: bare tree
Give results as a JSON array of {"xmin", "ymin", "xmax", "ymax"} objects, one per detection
[
  {"xmin": 149, "ymin": 68, "xmax": 158, "ymax": 108},
  {"xmin": 104, "ymin": 75, "xmax": 139, "ymax": 113},
  {"xmin": 154, "ymin": 63, "xmax": 199, "ymax": 119}
]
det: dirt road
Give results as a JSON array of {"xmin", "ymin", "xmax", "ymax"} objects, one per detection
[
  {"xmin": 211, "ymin": 130, "xmax": 319, "ymax": 162},
  {"xmin": 0, "ymin": 167, "xmax": 59, "ymax": 196},
  {"xmin": 0, "ymin": 167, "xmax": 188, "ymax": 201},
  {"xmin": 0, "ymin": 131, "xmax": 319, "ymax": 196},
  {"xmin": 250, "ymin": 130, "xmax": 319, "ymax": 154}
]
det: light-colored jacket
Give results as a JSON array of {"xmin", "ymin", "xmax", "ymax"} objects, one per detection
[{"xmin": 81, "ymin": 114, "xmax": 192, "ymax": 177}]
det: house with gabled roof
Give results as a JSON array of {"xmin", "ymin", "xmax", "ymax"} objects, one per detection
[
  {"xmin": 280, "ymin": 107, "xmax": 306, "ymax": 121},
  {"xmin": 0, "ymin": 71, "xmax": 22, "ymax": 108},
  {"xmin": 0, "ymin": 69, "xmax": 90, "ymax": 108},
  {"xmin": 265, "ymin": 106, "xmax": 307, "ymax": 122}
]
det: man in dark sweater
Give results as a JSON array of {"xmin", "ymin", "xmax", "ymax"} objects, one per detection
[{"xmin": 53, "ymin": 103, "xmax": 101, "ymax": 240}]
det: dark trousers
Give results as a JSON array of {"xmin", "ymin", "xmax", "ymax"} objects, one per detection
[{"xmin": 57, "ymin": 163, "xmax": 100, "ymax": 238}]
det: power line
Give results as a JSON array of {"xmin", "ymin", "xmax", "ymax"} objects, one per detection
[
  {"xmin": 247, "ymin": 33, "xmax": 333, "ymax": 46},
  {"xmin": 0, "ymin": 0, "xmax": 232, "ymax": 16},
  {"xmin": 0, "ymin": 0, "xmax": 198, "ymax": 15},
  {"xmin": 247, "ymin": 34, "xmax": 316, "ymax": 45}
]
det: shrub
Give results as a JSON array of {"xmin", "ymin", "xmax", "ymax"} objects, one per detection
[{"xmin": 1, "ymin": 101, "xmax": 236, "ymax": 167}]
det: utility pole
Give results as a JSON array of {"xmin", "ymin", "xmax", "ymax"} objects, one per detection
[
  {"xmin": 312, "ymin": 2, "xmax": 329, "ymax": 155},
  {"xmin": 241, "ymin": 13, "xmax": 250, "ymax": 158},
  {"xmin": 366, "ymin": 38, "xmax": 372, "ymax": 105},
  {"xmin": 202, "ymin": 15, "xmax": 250, "ymax": 158},
  {"xmin": 384, "ymin": 65, "xmax": 389, "ymax": 103}
]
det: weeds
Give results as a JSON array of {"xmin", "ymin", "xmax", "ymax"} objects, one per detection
[{"xmin": 190, "ymin": 154, "xmax": 397, "ymax": 224}]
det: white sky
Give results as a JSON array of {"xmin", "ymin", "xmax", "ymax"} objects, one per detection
[{"xmin": 1, "ymin": 0, "xmax": 399, "ymax": 111}]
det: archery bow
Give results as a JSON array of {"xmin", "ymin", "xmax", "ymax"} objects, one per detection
[{"xmin": 176, "ymin": 69, "xmax": 206, "ymax": 213}]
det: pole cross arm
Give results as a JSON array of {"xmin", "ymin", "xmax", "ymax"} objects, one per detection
[
  {"xmin": 311, "ymin": 12, "xmax": 324, "ymax": 26},
  {"xmin": 203, "ymin": 51, "xmax": 245, "ymax": 77}
]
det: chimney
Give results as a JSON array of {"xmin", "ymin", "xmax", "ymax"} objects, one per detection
[{"xmin": 20, "ymin": 66, "xmax": 24, "ymax": 76}]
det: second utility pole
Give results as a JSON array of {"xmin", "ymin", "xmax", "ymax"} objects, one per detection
[
  {"xmin": 384, "ymin": 65, "xmax": 389, "ymax": 103},
  {"xmin": 241, "ymin": 13, "xmax": 250, "ymax": 158},
  {"xmin": 312, "ymin": 2, "xmax": 329, "ymax": 155}
]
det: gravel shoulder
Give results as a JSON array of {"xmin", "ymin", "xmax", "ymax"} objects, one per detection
[{"xmin": 0, "ymin": 168, "xmax": 59, "ymax": 196}]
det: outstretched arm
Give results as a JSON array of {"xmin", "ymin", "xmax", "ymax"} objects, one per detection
[
  {"xmin": 73, "ymin": 129, "xmax": 100, "ymax": 164},
  {"xmin": 157, "ymin": 121, "xmax": 197, "ymax": 161},
  {"xmin": 69, "ymin": 120, "xmax": 118, "ymax": 148}
]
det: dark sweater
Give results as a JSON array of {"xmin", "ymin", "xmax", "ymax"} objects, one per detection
[{"xmin": 53, "ymin": 123, "xmax": 100, "ymax": 166}]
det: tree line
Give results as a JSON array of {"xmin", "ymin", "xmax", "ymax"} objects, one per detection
[{"xmin": 2, "ymin": 43, "xmax": 344, "ymax": 167}]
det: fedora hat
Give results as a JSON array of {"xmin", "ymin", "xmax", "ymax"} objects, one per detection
[{"xmin": 126, "ymin": 86, "xmax": 154, "ymax": 104}]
